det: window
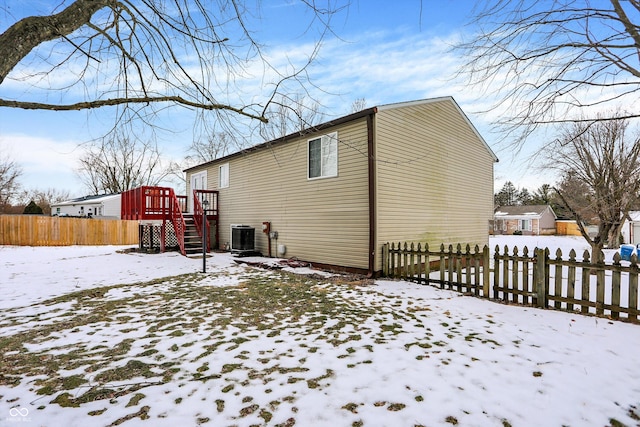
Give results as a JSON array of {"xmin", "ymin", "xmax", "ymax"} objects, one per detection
[
  {"xmin": 219, "ymin": 163, "xmax": 229, "ymax": 188},
  {"xmin": 520, "ymin": 219, "xmax": 532, "ymax": 231},
  {"xmin": 308, "ymin": 132, "xmax": 338, "ymax": 179}
]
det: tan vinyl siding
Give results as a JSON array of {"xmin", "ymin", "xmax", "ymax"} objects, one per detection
[
  {"xmin": 189, "ymin": 119, "xmax": 371, "ymax": 270},
  {"xmin": 374, "ymin": 100, "xmax": 495, "ymax": 271}
]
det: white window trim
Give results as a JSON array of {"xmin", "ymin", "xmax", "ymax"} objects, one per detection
[
  {"xmin": 219, "ymin": 163, "xmax": 229, "ymax": 189},
  {"xmin": 519, "ymin": 219, "xmax": 532, "ymax": 231},
  {"xmin": 307, "ymin": 132, "xmax": 338, "ymax": 180}
]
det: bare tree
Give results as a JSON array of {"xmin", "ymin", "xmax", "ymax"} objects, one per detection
[
  {"xmin": 552, "ymin": 172, "xmax": 599, "ymax": 223},
  {"xmin": 0, "ymin": 151, "xmax": 21, "ymax": 212},
  {"xmin": 456, "ymin": 0, "xmax": 640, "ymax": 146},
  {"xmin": 350, "ymin": 97, "xmax": 367, "ymax": 113},
  {"xmin": 186, "ymin": 132, "xmax": 236, "ymax": 166},
  {"xmin": 0, "ymin": 1, "xmax": 345, "ymax": 129},
  {"xmin": 548, "ymin": 115, "xmax": 640, "ymax": 261},
  {"xmin": 16, "ymin": 188, "xmax": 71, "ymax": 215},
  {"xmin": 77, "ymin": 134, "xmax": 170, "ymax": 194},
  {"xmin": 259, "ymin": 94, "xmax": 326, "ymax": 141}
]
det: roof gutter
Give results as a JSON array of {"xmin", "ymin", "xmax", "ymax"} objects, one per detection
[
  {"xmin": 367, "ymin": 110, "xmax": 377, "ymax": 278},
  {"xmin": 184, "ymin": 107, "xmax": 378, "ymax": 173}
]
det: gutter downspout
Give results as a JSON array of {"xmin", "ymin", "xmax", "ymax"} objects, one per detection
[{"xmin": 367, "ymin": 110, "xmax": 377, "ymax": 278}]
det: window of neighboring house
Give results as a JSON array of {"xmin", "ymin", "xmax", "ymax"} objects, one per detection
[
  {"xmin": 308, "ymin": 132, "xmax": 338, "ymax": 179},
  {"xmin": 219, "ymin": 163, "xmax": 229, "ymax": 188},
  {"xmin": 520, "ymin": 219, "xmax": 532, "ymax": 231}
]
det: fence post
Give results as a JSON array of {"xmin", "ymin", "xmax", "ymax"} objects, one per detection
[
  {"xmin": 629, "ymin": 257, "xmax": 639, "ymax": 323},
  {"xmin": 482, "ymin": 245, "xmax": 490, "ymax": 298},
  {"xmin": 596, "ymin": 250, "xmax": 605, "ymax": 316},
  {"xmin": 493, "ymin": 245, "xmax": 501, "ymax": 300},
  {"xmin": 534, "ymin": 247, "xmax": 548, "ymax": 308},
  {"xmin": 439, "ymin": 244, "xmax": 446, "ymax": 289},
  {"xmin": 382, "ymin": 243, "xmax": 389, "ymax": 277}
]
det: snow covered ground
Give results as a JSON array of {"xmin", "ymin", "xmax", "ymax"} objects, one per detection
[{"xmin": 1, "ymin": 236, "xmax": 639, "ymax": 426}]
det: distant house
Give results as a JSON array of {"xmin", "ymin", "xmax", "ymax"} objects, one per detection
[
  {"xmin": 51, "ymin": 194, "xmax": 121, "ymax": 219},
  {"xmin": 184, "ymin": 97, "xmax": 498, "ymax": 274},
  {"xmin": 493, "ymin": 205, "xmax": 557, "ymax": 236},
  {"xmin": 621, "ymin": 211, "xmax": 640, "ymax": 246}
]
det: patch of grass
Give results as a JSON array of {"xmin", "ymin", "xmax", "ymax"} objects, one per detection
[
  {"xmin": 95, "ymin": 360, "xmax": 157, "ymax": 382},
  {"xmin": 51, "ymin": 392, "xmax": 80, "ymax": 408},
  {"xmin": 445, "ymin": 415, "xmax": 459, "ymax": 425},
  {"xmin": 387, "ymin": 403, "xmax": 406, "ymax": 411},
  {"xmin": 108, "ymin": 406, "xmax": 150, "ymax": 425},
  {"xmin": 239, "ymin": 404, "xmax": 259, "ymax": 417},
  {"xmin": 260, "ymin": 409, "xmax": 273, "ymax": 422},
  {"xmin": 342, "ymin": 402, "xmax": 359, "ymax": 414},
  {"xmin": 136, "ymin": 348, "xmax": 158, "ymax": 357},
  {"xmin": 274, "ymin": 417, "xmax": 296, "ymax": 427},
  {"xmin": 62, "ymin": 375, "xmax": 87, "ymax": 390},
  {"xmin": 221, "ymin": 363, "xmax": 242, "ymax": 373},
  {"xmin": 126, "ymin": 393, "xmax": 145, "ymax": 407}
]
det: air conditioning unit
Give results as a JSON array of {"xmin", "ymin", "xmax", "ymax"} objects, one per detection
[{"xmin": 231, "ymin": 225, "xmax": 255, "ymax": 254}]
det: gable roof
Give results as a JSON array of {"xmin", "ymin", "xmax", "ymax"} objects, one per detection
[
  {"xmin": 184, "ymin": 96, "xmax": 498, "ymax": 172},
  {"xmin": 494, "ymin": 205, "xmax": 556, "ymax": 218},
  {"xmin": 377, "ymin": 97, "xmax": 498, "ymax": 162}
]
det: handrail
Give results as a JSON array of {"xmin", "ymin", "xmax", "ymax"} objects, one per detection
[
  {"xmin": 192, "ymin": 190, "xmax": 210, "ymax": 252},
  {"xmin": 120, "ymin": 185, "xmax": 193, "ymax": 255},
  {"xmin": 168, "ymin": 188, "xmax": 187, "ymax": 255}
]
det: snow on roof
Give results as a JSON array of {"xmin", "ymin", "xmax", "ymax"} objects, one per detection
[
  {"xmin": 494, "ymin": 205, "xmax": 552, "ymax": 217},
  {"xmin": 51, "ymin": 193, "xmax": 120, "ymax": 207}
]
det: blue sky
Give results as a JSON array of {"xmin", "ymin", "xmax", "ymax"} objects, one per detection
[{"xmin": 0, "ymin": 0, "xmax": 540, "ymax": 197}]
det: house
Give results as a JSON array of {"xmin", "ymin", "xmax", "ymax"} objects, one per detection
[
  {"xmin": 493, "ymin": 205, "xmax": 557, "ymax": 236},
  {"xmin": 184, "ymin": 97, "xmax": 498, "ymax": 275},
  {"xmin": 621, "ymin": 211, "xmax": 640, "ymax": 245},
  {"xmin": 51, "ymin": 193, "xmax": 121, "ymax": 219}
]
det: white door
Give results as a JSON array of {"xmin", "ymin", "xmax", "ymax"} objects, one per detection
[{"xmin": 190, "ymin": 171, "xmax": 207, "ymax": 212}]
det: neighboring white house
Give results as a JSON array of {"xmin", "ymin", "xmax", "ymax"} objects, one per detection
[
  {"xmin": 51, "ymin": 194, "xmax": 121, "ymax": 218},
  {"xmin": 621, "ymin": 211, "xmax": 640, "ymax": 246}
]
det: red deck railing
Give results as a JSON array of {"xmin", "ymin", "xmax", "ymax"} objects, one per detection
[
  {"xmin": 121, "ymin": 186, "xmax": 187, "ymax": 255},
  {"xmin": 121, "ymin": 186, "xmax": 219, "ymax": 255},
  {"xmin": 193, "ymin": 189, "xmax": 219, "ymax": 251}
]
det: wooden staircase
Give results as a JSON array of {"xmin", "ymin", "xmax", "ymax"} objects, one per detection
[
  {"xmin": 183, "ymin": 215, "xmax": 205, "ymax": 255},
  {"xmin": 121, "ymin": 186, "xmax": 219, "ymax": 256}
]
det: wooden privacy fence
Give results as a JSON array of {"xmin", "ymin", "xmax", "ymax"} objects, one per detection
[
  {"xmin": 382, "ymin": 242, "xmax": 640, "ymax": 323},
  {"xmin": 0, "ymin": 215, "xmax": 139, "ymax": 246}
]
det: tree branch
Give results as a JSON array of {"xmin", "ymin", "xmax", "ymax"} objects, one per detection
[{"xmin": 0, "ymin": 96, "xmax": 268, "ymax": 122}]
